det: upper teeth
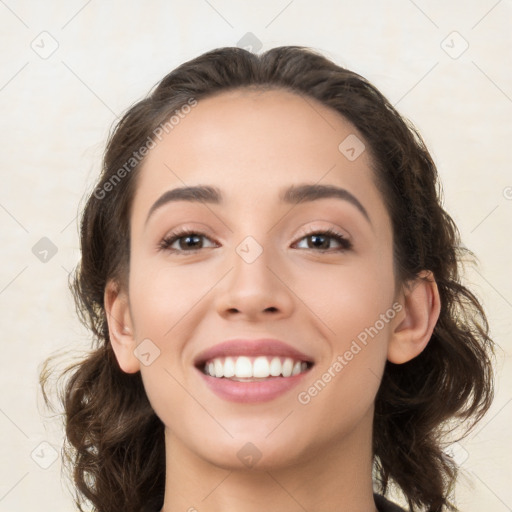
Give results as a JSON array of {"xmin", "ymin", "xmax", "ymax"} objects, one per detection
[{"xmin": 204, "ymin": 356, "xmax": 309, "ymax": 379}]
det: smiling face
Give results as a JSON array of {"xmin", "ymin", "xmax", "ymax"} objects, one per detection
[{"xmin": 108, "ymin": 88, "xmax": 404, "ymax": 471}]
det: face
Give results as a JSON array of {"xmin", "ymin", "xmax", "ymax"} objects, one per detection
[{"xmin": 121, "ymin": 88, "xmax": 400, "ymax": 470}]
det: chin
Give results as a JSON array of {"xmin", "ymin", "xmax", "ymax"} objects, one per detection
[{"xmin": 189, "ymin": 433, "xmax": 309, "ymax": 472}]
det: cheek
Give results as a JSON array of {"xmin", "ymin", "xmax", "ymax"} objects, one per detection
[
  {"xmin": 128, "ymin": 260, "xmax": 212, "ymax": 338},
  {"xmin": 291, "ymin": 250, "xmax": 395, "ymax": 408},
  {"xmin": 127, "ymin": 261, "xmax": 214, "ymax": 424},
  {"xmin": 292, "ymin": 263, "xmax": 395, "ymax": 433},
  {"xmin": 291, "ymin": 251, "xmax": 396, "ymax": 341}
]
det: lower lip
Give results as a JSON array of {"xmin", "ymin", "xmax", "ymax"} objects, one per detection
[{"xmin": 197, "ymin": 368, "xmax": 311, "ymax": 403}]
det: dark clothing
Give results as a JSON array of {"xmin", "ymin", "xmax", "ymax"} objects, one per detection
[{"xmin": 374, "ymin": 493, "xmax": 408, "ymax": 511}]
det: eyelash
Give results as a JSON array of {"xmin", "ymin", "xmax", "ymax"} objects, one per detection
[{"xmin": 158, "ymin": 227, "xmax": 353, "ymax": 254}]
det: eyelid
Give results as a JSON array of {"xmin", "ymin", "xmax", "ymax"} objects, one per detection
[
  {"xmin": 293, "ymin": 221, "xmax": 352, "ymax": 242},
  {"xmin": 160, "ymin": 223, "xmax": 215, "ymax": 241}
]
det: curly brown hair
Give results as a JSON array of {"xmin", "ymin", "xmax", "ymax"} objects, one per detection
[{"xmin": 40, "ymin": 45, "xmax": 495, "ymax": 512}]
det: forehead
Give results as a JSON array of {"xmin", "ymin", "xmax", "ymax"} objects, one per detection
[
  {"xmin": 132, "ymin": 88, "xmax": 385, "ymax": 222},
  {"xmin": 150, "ymin": 88, "xmax": 365, "ymax": 167}
]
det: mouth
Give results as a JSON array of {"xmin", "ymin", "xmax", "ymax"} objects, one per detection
[
  {"xmin": 192, "ymin": 338, "xmax": 315, "ymax": 401},
  {"xmin": 196, "ymin": 355, "xmax": 314, "ymax": 381}
]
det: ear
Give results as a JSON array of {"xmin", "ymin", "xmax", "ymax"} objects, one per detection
[
  {"xmin": 387, "ymin": 270, "xmax": 441, "ymax": 364},
  {"xmin": 104, "ymin": 279, "xmax": 140, "ymax": 373}
]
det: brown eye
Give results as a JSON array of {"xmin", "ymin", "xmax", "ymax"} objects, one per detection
[
  {"xmin": 294, "ymin": 229, "xmax": 352, "ymax": 252},
  {"xmin": 159, "ymin": 230, "xmax": 217, "ymax": 253}
]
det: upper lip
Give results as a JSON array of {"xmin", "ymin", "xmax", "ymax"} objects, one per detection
[{"xmin": 193, "ymin": 338, "xmax": 315, "ymax": 367}]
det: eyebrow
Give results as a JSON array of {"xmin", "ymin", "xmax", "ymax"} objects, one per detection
[{"xmin": 145, "ymin": 183, "xmax": 371, "ymax": 226}]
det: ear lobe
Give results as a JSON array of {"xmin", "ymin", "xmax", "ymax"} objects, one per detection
[
  {"xmin": 104, "ymin": 280, "xmax": 141, "ymax": 373},
  {"xmin": 387, "ymin": 270, "xmax": 441, "ymax": 364}
]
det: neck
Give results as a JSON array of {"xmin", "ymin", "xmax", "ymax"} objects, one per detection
[{"xmin": 160, "ymin": 408, "xmax": 379, "ymax": 512}]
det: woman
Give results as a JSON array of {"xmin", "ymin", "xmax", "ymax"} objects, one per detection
[{"xmin": 41, "ymin": 45, "xmax": 495, "ymax": 512}]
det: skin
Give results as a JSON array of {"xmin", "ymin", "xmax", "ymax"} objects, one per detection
[{"xmin": 105, "ymin": 88, "xmax": 440, "ymax": 512}]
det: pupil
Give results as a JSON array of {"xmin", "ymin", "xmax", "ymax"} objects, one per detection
[
  {"xmin": 310, "ymin": 234, "xmax": 328, "ymax": 249},
  {"xmin": 181, "ymin": 234, "xmax": 201, "ymax": 249}
]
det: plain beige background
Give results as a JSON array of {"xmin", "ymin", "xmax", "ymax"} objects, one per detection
[{"xmin": 0, "ymin": 1, "xmax": 511, "ymax": 511}]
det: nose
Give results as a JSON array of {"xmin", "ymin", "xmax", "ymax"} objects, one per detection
[{"xmin": 214, "ymin": 241, "xmax": 295, "ymax": 322}]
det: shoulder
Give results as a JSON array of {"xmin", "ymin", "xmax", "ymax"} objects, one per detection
[{"xmin": 374, "ymin": 493, "xmax": 409, "ymax": 512}]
